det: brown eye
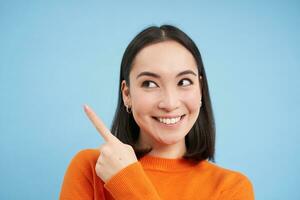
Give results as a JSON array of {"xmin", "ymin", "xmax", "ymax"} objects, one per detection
[
  {"xmin": 141, "ymin": 80, "xmax": 158, "ymax": 88},
  {"xmin": 178, "ymin": 79, "xmax": 193, "ymax": 87}
]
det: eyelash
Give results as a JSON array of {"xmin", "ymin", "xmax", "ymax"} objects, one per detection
[
  {"xmin": 141, "ymin": 78, "xmax": 193, "ymax": 88},
  {"xmin": 178, "ymin": 79, "xmax": 193, "ymax": 86}
]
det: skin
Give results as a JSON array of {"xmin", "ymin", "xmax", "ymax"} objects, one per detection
[
  {"xmin": 122, "ymin": 40, "xmax": 202, "ymax": 158},
  {"xmin": 84, "ymin": 40, "xmax": 202, "ymax": 183},
  {"xmin": 84, "ymin": 104, "xmax": 138, "ymax": 183}
]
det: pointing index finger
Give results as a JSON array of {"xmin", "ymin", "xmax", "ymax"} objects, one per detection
[{"xmin": 83, "ymin": 104, "xmax": 118, "ymax": 143}]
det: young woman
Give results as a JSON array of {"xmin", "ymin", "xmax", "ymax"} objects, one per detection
[{"xmin": 60, "ymin": 25, "xmax": 254, "ymax": 200}]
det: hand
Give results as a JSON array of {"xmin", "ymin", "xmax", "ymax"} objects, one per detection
[{"xmin": 83, "ymin": 104, "xmax": 138, "ymax": 183}]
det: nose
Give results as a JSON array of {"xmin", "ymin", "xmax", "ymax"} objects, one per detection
[{"xmin": 158, "ymin": 88, "xmax": 180, "ymax": 112}]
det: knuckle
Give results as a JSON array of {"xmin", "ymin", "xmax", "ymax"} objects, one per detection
[
  {"xmin": 99, "ymin": 144, "xmax": 109, "ymax": 152},
  {"xmin": 97, "ymin": 155, "xmax": 103, "ymax": 163},
  {"xmin": 95, "ymin": 163, "xmax": 100, "ymax": 170},
  {"xmin": 95, "ymin": 164, "xmax": 103, "ymax": 174},
  {"xmin": 100, "ymin": 145, "xmax": 112, "ymax": 155},
  {"xmin": 124, "ymin": 144, "xmax": 134, "ymax": 151}
]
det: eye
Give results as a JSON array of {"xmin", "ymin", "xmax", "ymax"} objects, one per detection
[
  {"xmin": 178, "ymin": 78, "xmax": 193, "ymax": 87},
  {"xmin": 141, "ymin": 80, "xmax": 158, "ymax": 88}
]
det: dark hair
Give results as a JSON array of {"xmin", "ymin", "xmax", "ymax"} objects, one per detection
[{"xmin": 111, "ymin": 24, "xmax": 215, "ymax": 163}]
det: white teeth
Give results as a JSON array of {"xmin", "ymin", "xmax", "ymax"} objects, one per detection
[{"xmin": 158, "ymin": 116, "xmax": 181, "ymax": 125}]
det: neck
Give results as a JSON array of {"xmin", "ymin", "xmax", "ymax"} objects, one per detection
[
  {"xmin": 148, "ymin": 145, "xmax": 186, "ymax": 159},
  {"xmin": 137, "ymin": 135, "xmax": 187, "ymax": 159}
]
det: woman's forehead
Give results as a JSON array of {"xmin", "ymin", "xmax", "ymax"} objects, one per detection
[
  {"xmin": 131, "ymin": 40, "xmax": 198, "ymax": 75},
  {"xmin": 131, "ymin": 65, "xmax": 198, "ymax": 78}
]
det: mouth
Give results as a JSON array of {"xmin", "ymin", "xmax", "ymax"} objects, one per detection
[{"xmin": 152, "ymin": 114, "xmax": 186, "ymax": 125}]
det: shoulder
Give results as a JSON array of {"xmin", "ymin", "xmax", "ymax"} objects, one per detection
[
  {"xmin": 60, "ymin": 149, "xmax": 104, "ymax": 199},
  {"xmin": 201, "ymin": 161, "xmax": 251, "ymax": 182},
  {"xmin": 67, "ymin": 148, "xmax": 100, "ymax": 172},
  {"xmin": 72, "ymin": 148, "xmax": 100, "ymax": 162},
  {"xmin": 199, "ymin": 161, "xmax": 254, "ymax": 195}
]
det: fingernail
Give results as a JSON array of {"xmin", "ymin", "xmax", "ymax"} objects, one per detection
[{"xmin": 83, "ymin": 104, "xmax": 89, "ymax": 111}]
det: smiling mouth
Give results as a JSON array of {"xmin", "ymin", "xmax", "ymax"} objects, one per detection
[{"xmin": 152, "ymin": 115, "xmax": 186, "ymax": 125}]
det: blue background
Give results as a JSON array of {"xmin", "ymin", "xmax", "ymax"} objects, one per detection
[{"xmin": 0, "ymin": 1, "xmax": 299, "ymax": 199}]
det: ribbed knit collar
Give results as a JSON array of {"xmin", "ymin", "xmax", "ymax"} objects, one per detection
[{"xmin": 139, "ymin": 155, "xmax": 203, "ymax": 172}]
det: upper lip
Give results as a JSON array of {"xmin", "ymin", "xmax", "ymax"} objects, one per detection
[{"xmin": 154, "ymin": 114, "xmax": 185, "ymax": 118}]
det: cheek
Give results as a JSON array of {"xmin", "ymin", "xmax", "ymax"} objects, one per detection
[
  {"xmin": 131, "ymin": 90, "xmax": 157, "ymax": 115},
  {"xmin": 130, "ymin": 92, "xmax": 158, "ymax": 132},
  {"xmin": 182, "ymin": 90, "xmax": 202, "ymax": 111}
]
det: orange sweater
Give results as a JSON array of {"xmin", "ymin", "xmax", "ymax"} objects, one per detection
[{"xmin": 60, "ymin": 149, "xmax": 254, "ymax": 200}]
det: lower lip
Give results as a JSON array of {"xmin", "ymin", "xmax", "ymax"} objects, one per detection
[{"xmin": 153, "ymin": 115, "xmax": 186, "ymax": 128}]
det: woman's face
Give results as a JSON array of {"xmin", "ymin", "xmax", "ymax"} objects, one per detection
[{"xmin": 122, "ymin": 40, "xmax": 202, "ymax": 155}]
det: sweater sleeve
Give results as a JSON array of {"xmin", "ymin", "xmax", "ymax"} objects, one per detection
[
  {"xmin": 59, "ymin": 149, "xmax": 106, "ymax": 200},
  {"xmin": 218, "ymin": 174, "xmax": 255, "ymax": 200},
  {"xmin": 104, "ymin": 161, "xmax": 161, "ymax": 200}
]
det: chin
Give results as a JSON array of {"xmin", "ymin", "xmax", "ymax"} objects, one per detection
[{"xmin": 157, "ymin": 135, "xmax": 185, "ymax": 145}]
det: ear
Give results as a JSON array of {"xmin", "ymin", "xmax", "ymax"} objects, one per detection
[{"xmin": 121, "ymin": 80, "xmax": 131, "ymax": 107}]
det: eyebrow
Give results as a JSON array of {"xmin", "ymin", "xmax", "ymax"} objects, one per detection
[{"xmin": 136, "ymin": 69, "xmax": 197, "ymax": 79}]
